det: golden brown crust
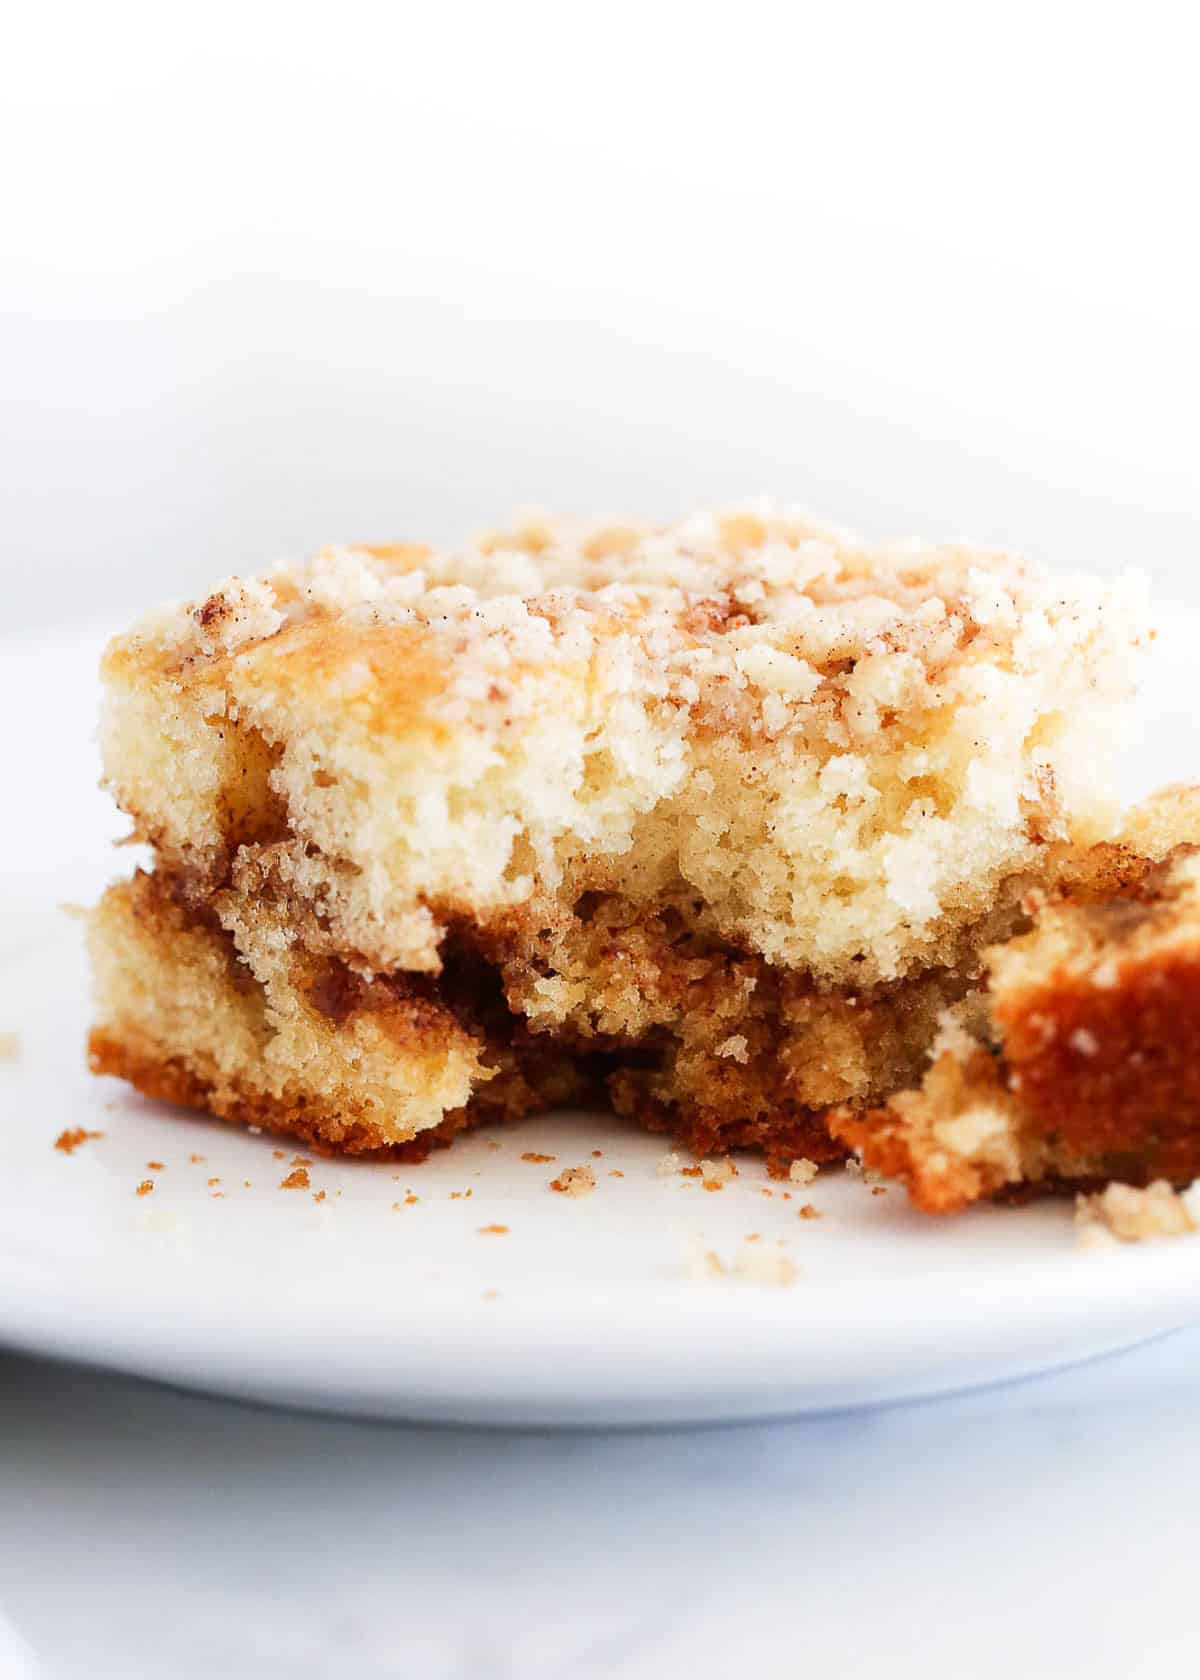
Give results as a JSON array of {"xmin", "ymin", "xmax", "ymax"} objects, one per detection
[
  {"xmin": 87, "ymin": 1027, "xmax": 480, "ymax": 1160},
  {"xmin": 992, "ymin": 905, "xmax": 1200, "ymax": 1190}
]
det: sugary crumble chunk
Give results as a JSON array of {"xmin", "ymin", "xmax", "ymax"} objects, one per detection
[{"xmin": 1075, "ymin": 1180, "xmax": 1197, "ymax": 1244}]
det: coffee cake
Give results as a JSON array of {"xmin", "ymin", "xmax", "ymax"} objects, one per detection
[{"xmin": 87, "ymin": 507, "xmax": 1148, "ymax": 1170}]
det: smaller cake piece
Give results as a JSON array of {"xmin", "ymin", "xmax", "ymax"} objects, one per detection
[{"xmin": 833, "ymin": 790, "xmax": 1200, "ymax": 1212}]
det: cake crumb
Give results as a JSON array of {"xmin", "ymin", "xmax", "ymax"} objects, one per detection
[
  {"xmin": 686, "ymin": 1236, "xmax": 798, "ymax": 1286},
  {"xmin": 1075, "ymin": 1180, "xmax": 1197, "ymax": 1245},
  {"xmin": 54, "ymin": 1128, "xmax": 103, "ymax": 1155},
  {"xmin": 591, "ymin": 1149, "xmax": 604, "ymax": 1158},
  {"xmin": 280, "ymin": 1167, "xmax": 310, "ymax": 1190},
  {"xmin": 798, "ymin": 1203, "xmax": 821, "ymax": 1220},
  {"xmin": 291, "ymin": 1154, "xmax": 312, "ymax": 1167},
  {"xmin": 405, "ymin": 1192, "xmax": 419, "ymax": 1205},
  {"xmin": 609, "ymin": 1169, "xmax": 625, "ymax": 1178},
  {"xmin": 0, "ymin": 1031, "xmax": 19, "ymax": 1061},
  {"xmin": 146, "ymin": 1161, "xmax": 164, "ymax": 1171},
  {"xmin": 789, "ymin": 1158, "xmax": 818, "ymax": 1186},
  {"xmin": 314, "ymin": 1190, "xmax": 327, "ymax": 1203},
  {"xmin": 478, "ymin": 1223, "xmax": 509, "ymax": 1234},
  {"xmin": 657, "ymin": 1151, "xmax": 682, "ymax": 1177},
  {"xmin": 207, "ymin": 1177, "xmax": 220, "ymax": 1187},
  {"xmin": 700, "ymin": 1156, "xmax": 737, "ymax": 1190},
  {"xmin": 734, "ymin": 1243, "xmax": 799, "ymax": 1288},
  {"xmin": 189, "ymin": 1153, "xmax": 205, "ymax": 1164},
  {"xmin": 483, "ymin": 1289, "xmax": 499, "ymax": 1300},
  {"xmin": 273, "ymin": 1150, "xmax": 286, "ymax": 1161},
  {"xmin": 550, "ymin": 1164, "xmax": 596, "ymax": 1197},
  {"xmin": 521, "ymin": 1152, "xmax": 556, "ymax": 1163},
  {"xmin": 1076, "ymin": 1222, "xmax": 1119, "ymax": 1252},
  {"xmin": 685, "ymin": 1240, "xmax": 726, "ymax": 1280},
  {"xmin": 871, "ymin": 1185, "xmax": 888, "ymax": 1196},
  {"xmin": 135, "ymin": 1179, "xmax": 153, "ymax": 1196}
]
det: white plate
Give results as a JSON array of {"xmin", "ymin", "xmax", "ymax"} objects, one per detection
[{"xmin": 3, "ymin": 615, "xmax": 1200, "ymax": 1427}]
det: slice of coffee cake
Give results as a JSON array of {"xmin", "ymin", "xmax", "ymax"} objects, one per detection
[{"xmin": 87, "ymin": 508, "xmax": 1148, "ymax": 1166}]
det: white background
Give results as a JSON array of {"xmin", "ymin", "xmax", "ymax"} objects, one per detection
[{"xmin": 3, "ymin": 3, "xmax": 1198, "ymax": 631}]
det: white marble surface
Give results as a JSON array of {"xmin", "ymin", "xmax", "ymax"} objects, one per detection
[{"xmin": 2, "ymin": 1333, "xmax": 1198, "ymax": 1680}]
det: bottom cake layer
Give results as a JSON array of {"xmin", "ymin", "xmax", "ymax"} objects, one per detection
[
  {"xmin": 87, "ymin": 873, "xmax": 585, "ymax": 1157},
  {"xmin": 87, "ymin": 867, "xmax": 990, "ymax": 1169},
  {"xmin": 87, "ymin": 790, "xmax": 1200, "ymax": 1210}
]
